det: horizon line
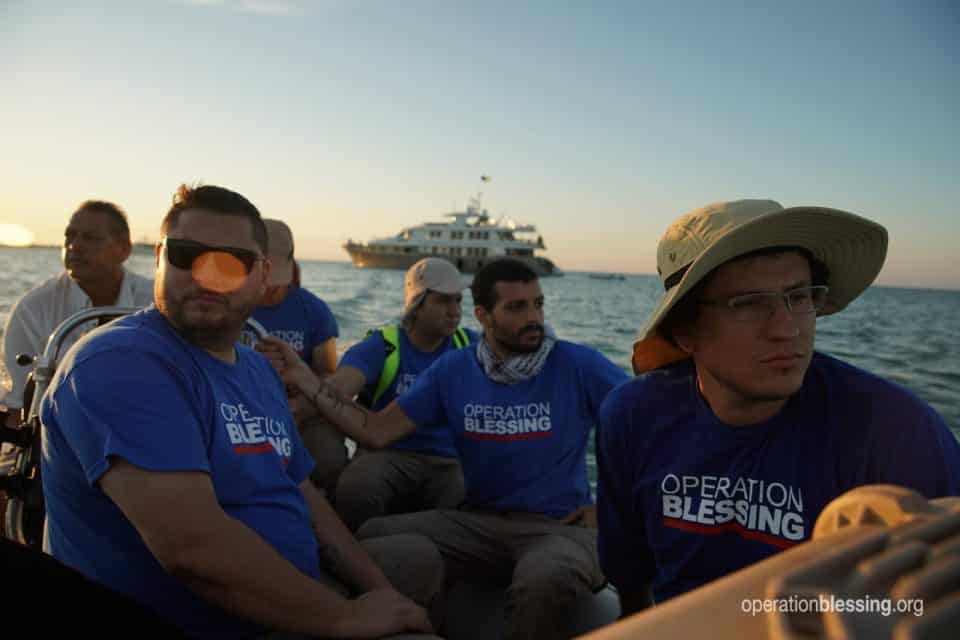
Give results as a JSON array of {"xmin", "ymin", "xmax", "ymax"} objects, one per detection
[{"xmin": 4, "ymin": 244, "xmax": 958, "ymax": 293}]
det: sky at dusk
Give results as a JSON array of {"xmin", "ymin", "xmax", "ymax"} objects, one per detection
[{"xmin": 2, "ymin": 1, "xmax": 958, "ymax": 288}]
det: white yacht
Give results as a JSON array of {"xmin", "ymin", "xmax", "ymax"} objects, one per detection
[{"xmin": 343, "ymin": 194, "xmax": 561, "ymax": 276}]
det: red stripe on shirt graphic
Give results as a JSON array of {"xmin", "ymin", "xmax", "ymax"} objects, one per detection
[
  {"xmin": 232, "ymin": 443, "xmax": 276, "ymax": 455},
  {"xmin": 662, "ymin": 517, "xmax": 800, "ymax": 549},
  {"xmin": 464, "ymin": 431, "xmax": 552, "ymax": 441}
]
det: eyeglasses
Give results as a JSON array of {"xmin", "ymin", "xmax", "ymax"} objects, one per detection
[
  {"xmin": 699, "ymin": 285, "xmax": 829, "ymax": 323},
  {"xmin": 163, "ymin": 238, "xmax": 263, "ymax": 274}
]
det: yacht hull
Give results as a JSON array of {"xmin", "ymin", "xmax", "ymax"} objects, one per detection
[{"xmin": 343, "ymin": 243, "xmax": 561, "ymax": 276}]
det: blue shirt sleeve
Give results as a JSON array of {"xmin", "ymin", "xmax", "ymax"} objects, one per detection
[
  {"xmin": 396, "ymin": 351, "xmax": 450, "ymax": 429},
  {"xmin": 578, "ymin": 346, "xmax": 630, "ymax": 418},
  {"xmin": 595, "ymin": 383, "xmax": 656, "ymax": 594},
  {"xmin": 285, "ymin": 431, "xmax": 314, "ymax": 484},
  {"xmin": 864, "ymin": 399, "xmax": 960, "ymax": 498},
  {"xmin": 339, "ymin": 332, "xmax": 388, "ymax": 391},
  {"xmin": 302, "ymin": 289, "xmax": 339, "ymax": 345},
  {"xmin": 44, "ymin": 347, "xmax": 211, "ymax": 486},
  {"xmin": 254, "ymin": 351, "xmax": 315, "ymax": 484}
]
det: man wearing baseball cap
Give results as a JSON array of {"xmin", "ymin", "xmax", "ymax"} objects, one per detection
[
  {"xmin": 323, "ymin": 257, "xmax": 477, "ymax": 530},
  {"xmin": 595, "ymin": 199, "xmax": 960, "ymax": 614},
  {"xmin": 250, "ymin": 219, "xmax": 339, "ymax": 373},
  {"xmin": 247, "ymin": 219, "xmax": 343, "ymax": 494}
]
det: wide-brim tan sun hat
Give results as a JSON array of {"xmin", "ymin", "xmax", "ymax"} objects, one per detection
[{"xmin": 632, "ymin": 199, "xmax": 888, "ymax": 374}]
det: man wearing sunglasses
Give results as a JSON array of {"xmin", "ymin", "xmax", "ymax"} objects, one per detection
[
  {"xmin": 1, "ymin": 200, "xmax": 152, "ymax": 428},
  {"xmin": 39, "ymin": 184, "xmax": 441, "ymax": 639},
  {"xmin": 595, "ymin": 199, "xmax": 960, "ymax": 615}
]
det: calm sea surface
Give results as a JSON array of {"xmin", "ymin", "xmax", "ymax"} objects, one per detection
[{"xmin": 3, "ymin": 247, "xmax": 958, "ymax": 474}]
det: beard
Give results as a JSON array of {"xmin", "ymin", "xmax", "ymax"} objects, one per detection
[
  {"xmin": 696, "ymin": 358, "xmax": 808, "ymax": 415},
  {"xmin": 170, "ymin": 309, "xmax": 253, "ymax": 350},
  {"xmin": 489, "ymin": 321, "xmax": 544, "ymax": 355},
  {"xmin": 157, "ymin": 283, "xmax": 255, "ymax": 351}
]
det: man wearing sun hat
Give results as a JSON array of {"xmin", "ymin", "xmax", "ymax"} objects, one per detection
[
  {"xmin": 321, "ymin": 257, "xmax": 476, "ymax": 531},
  {"xmin": 246, "ymin": 219, "xmax": 344, "ymax": 495},
  {"xmin": 595, "ymin": 199, "xmax": 960, "ymax": 614}
]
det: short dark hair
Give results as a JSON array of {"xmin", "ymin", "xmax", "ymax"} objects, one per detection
[
  {"xmin": 660, "ymin": 246, "xmax": 830, "ymax": 345},
  {"xmin": 73, "ymin": 200, "xmax": 130, "ymax": 243},
  {"xmin": 470, "ymin": 259, "xmax": 538, "ymax": 311},
  {"xmin": 161, "ymin": 184, "xmax": 268, "ymax": 254}
]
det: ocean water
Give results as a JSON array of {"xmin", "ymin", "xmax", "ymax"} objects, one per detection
[{"xmin": 2, "ymin": 246, "xmax": 958, "ymax": 451}]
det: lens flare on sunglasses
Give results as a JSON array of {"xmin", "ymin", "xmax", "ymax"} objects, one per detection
[{"xmin": 191, "ymin": 252, "xmax": 250, "ymax": 292}]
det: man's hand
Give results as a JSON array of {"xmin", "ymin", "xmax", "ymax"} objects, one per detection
[
  {"xmin": 338, "ymin": 589, "xmax": 433, "ymax": 638},
  {"xmin": 561, "ymin": 504, "xmax": 597, "ymax": 529},
  {"xmin": 256, "ymin": 337, "xmax": 317, "ymax": 393}
]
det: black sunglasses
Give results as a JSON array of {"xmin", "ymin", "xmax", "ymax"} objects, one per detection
[{"xmin": 163, "ymin": 238, "xmax": 262, "ymax": 273}]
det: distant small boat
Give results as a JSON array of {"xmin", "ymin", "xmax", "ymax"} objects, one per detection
[{"xmin": 588, "ymin": 273, "xmax": 626, "ymax": 281}]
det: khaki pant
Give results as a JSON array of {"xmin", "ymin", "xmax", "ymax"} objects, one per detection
[
  {"xmin": 358, "ymin": 509, "xmax": 604, "ymax": 640},
  {"xmin": 263, "ymin": 534, "xmax": 444, "ymax": 640},
  {"xmin": 335, "ymin": 450, "xmax": 465, "ymax": 531}
]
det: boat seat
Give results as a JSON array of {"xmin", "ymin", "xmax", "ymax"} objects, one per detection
[{"xmin": 2, "ymin": 307, "xmax": 270, "ymax": 548}]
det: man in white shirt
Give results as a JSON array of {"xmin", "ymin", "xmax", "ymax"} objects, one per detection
[{"xmin": 1, "ymin": 200, "xmax": 153, "ymax": 426}]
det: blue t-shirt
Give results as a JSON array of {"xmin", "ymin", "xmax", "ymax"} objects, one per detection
[
  {"xmin": 398, "ymin": 340, "xmax": 629, "ymax": 517},
  {"xmin": 596, "ymin": 352, "xmax": 960, "ymax": 604},
  {"xmin": 247, "ymin": 286, "xmax": 339, "ymax": 368},
  {"xmin": 40, "ymin": 308, "xmax": 319, "ymax": 639},
  {"xmin": 340, "ymin": 327, "xmax": 478, "ymax": 458}
]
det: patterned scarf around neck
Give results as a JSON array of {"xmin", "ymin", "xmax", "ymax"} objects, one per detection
[{"xmin": 476, "ymin": 324, "xmax": 557, "ymax": 385}]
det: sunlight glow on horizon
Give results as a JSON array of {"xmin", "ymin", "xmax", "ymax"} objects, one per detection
[{"xmin": 0, "ymin": 224, "xmax": 36, "ymax": 247}]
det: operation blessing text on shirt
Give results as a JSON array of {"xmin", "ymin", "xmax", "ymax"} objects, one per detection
[
  {"xmin": 220, "ymin": 401, "xmax": 294, "ymax": 460},
  {"xmin": 660, "ymin": 473, "xmax": 805, "ymax": 546},
  {"xmin": 463, "ymin": 402, "xmax": 553, "ymax": 439}
]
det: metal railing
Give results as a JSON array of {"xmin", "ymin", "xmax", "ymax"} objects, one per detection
[{"xmin": 2, "ymin": 307, "xmax": 268, "ymax": 546}]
